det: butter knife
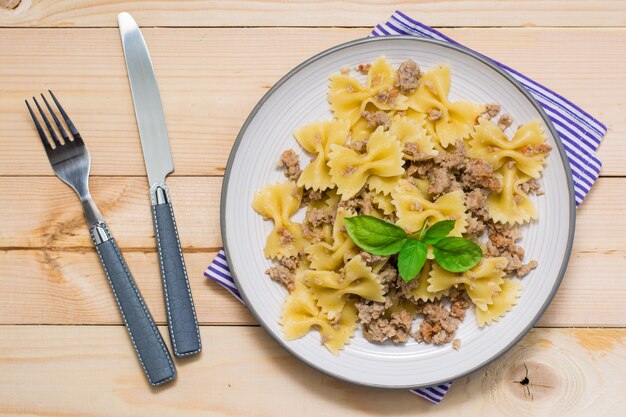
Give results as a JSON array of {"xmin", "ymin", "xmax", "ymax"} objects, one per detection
[{"xmin": 118, "ymin": 12, "xmax": 202, "ymax": 357}]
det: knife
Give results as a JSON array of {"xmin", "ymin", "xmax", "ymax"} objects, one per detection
[{"xmin": 118, "ymin": 12, "xmax": 202, "ymax": 357}]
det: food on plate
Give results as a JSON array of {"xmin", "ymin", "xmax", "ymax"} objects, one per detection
[{"xmin": 253, "ymin": 58, "xmax": 551, "ymax": 355}]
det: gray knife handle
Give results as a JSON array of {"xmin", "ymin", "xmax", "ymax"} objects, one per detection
[
  {"xmin": 90, "ymin": 223, "xmax": 176, "ymax": 387},
  {"xmin": 151, "ymin": 184, "xmax": 202, "ymax": 357}
]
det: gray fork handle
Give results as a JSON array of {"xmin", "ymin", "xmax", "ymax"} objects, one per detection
[
  {"xmin": 151, "ymin": 184, "xmax": 202, "ymax": 357},
  {"xmin": 90, "ymin": 223, "xmax": 176, "ymax": 387}
]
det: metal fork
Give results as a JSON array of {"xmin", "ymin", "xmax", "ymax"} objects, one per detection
[{"xmin": 26, "ymin": 91, "xmax": 176, "ymax": 387}]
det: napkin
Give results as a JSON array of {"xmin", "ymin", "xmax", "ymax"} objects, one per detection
[{"xmin": 205, "ymin": 10, "xmax": 607, "ymax": 404}]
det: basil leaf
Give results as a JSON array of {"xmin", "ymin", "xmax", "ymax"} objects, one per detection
[
  {"xmin": 397, "ymin": 239, "xmax": 428, "ymax": 283},
  {"xmin": 422, "ymin": 220, "xmax": 456, "ymax": 244},
  {"xmin": 344, "ymin": 215, "xmax": 407, "ymax": 256},
  {"xmin": 432, "ymin": 237, "xmax": 483, "ymax": 273}
]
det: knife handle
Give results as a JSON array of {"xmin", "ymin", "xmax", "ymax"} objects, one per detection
[
  {"xmin": 151, "ymin": 184, "xmax": 202, "ymax": 357},
  {"xmin": 89, "ymin": 222, "xmax": 176, "ymax": 387}
]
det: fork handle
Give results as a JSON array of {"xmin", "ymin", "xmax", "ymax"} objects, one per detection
[
  {"xmin": 90, "ymin": 223, "xmax": 177, "ymax": 387},
  {"xmin": 151, "ymin": 184, "xmax": 202, "ymax": 357}
]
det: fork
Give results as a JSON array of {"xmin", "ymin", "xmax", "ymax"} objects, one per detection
[{"xmin": 26, "ymin": 91, "xmax": 176, "ymax": 387}]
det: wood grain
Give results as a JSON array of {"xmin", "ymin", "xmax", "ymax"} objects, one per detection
[
  {"xmin": 0, "ymin": 176, "xmax": 619, "ymax": 250},
  {"xmin": 1, "ymin": 1, "xmax": 625, "ymax": 28},
  {"xmin": 0, "ymin": 326, "xmax": 623, "ymax": 416},
  {"xmin": 0, "ymin": 242, "xmax": 623, "ymax": 326},
  {"xmin": 0, "ymin": 27, "xmax": 622, "ymax": 176}
]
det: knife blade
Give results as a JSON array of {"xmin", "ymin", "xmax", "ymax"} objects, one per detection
[{"xmin": 118, "ymin": 12, "xmax": 202, "ymax": 357}]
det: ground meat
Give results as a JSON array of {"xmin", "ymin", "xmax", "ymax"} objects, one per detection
[
  {"xmin": 301, "ymin": 188, "xmax": 323, "ymax": 207},
  {"xmin": 359, "ymin": 251, "xmax": 388, "ymax": 267},
  {"xmin": 355, "ymin": 300, "xmax": 386, "ymax": 324},
  {"xmin": 279, "ymin": 149, "xmax": 301, "ymax": 181},
  {"xmin": 497, "ymin": 113, "xmax": 513, "ymax": 130},
  {"xmin": 484, "ymin": 103, "xmax": 501, "ymax": 120},
  {"xmin": 519, "ymin": 178, "xmax": 544, "ymax": 196},
  {"xmin": 362, "ymin": 309, "xmax": 415, "ymax": 344},
  {"xmin": 306, "ymin": 207, "xmax": 334, "ymax": 227},
  {"xmin": 301, "ymin": 222, "xmax": 324, "ymax": 243},
  {"xmin": 449, "ymin": 292, "xmax": 470, "ymax": 320},
  {"xmin": 452, "ymin": 339, "xmax": 462, "ymax": 351},
  {"xmin": 344, "ymin": 165, "xmax": 357, "ymax": 176},
  {"xmin": 428, "ymin": 108, "xmax": 442, "ymax": 121},
  {"xmin": 486, "ymin": 222, "xmax": 536, "ymax": 276},
  {"xmin": 277, "ymin": 227, "xmax": 294, "ymax": 245},
  {"xmin": 516, "ymin": 260, "xmax": 538, "ymax": 277},
  {"xmin": 265, "ymin": 256, "xmax": 300, "ymax": 291},
  {"xmin": 357, "ymin": 63, "xmax": 371, "ymax": 74},
  {"xmin": 461, "ymin": 158, "xmax": 502, "ymax": 192},
  {"xmin": 361, "ymin": 110, "xmax": 391, "ymax": 130},
  {"xmin": 377, "ymin": 263, "xmax": 399, "ymax": 293},
  {"xmin": 427, "ymin": 166, "xmax": 453, "ymax": 197},
  {"xmin": 338, "ymin": 188, "xmax": 374, "ymax": 215},
  {"xmin": 435, "ymin": 140, "xmax": 468, "ymax": 170},
  {"xmin": 375, "ymin": 88, "xmax": 399, "ymax": 106},
  {"xmin": 351, "ymin": 138, "xmax": 368, "ymax": 153},
  {"xmin": 396, "ymin": 60, "xmax": 421, "ymax": 94},
  {"xmin": 404, "ymin": 160, "xmax": 434, "ymax": 179},
  {"xmin": 414, "ymin": 299, "xmax": 467, "ymax": 345},
  {"xmin": 520, "ymin": 143, "xmax": 553, "ymax": 156},
  {"xmin": 465, "ymin": 188, "xmax": 489, "ymax": 220},
  {"xmin": 403, "ymin": 142, "xmax": 432, "ymax": 162},
  {"xmin": 466, "ymin": 214, "xmax": 486, "ymax": 236}
]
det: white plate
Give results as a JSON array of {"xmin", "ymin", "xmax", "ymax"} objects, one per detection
[{"xmin": 221, "ymin": 37, "xmax": 575, "ymax": 389}]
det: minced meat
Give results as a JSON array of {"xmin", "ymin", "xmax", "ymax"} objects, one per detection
[
  {"xmin": 279, "ymin": 149, "xmax": 301, "ymax": 181},
  {"xmin": 361, "ymin": 110, "xmax": 391, "ymax": 130},
  {"xmin": 265, "ymin": 255, "xmax": 300, "ymax": 291},
  {"xmin": 396, "ymin": 60, "xmax": 421, "ymax": 94},
  {"xmin": 461, "ymin": 158, "xmax": 502, "ymax": 192}
]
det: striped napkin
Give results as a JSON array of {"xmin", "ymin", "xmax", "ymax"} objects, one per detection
[{"xmin": 205, "ymin": 11, "xmax": 606, "ymax": 404}]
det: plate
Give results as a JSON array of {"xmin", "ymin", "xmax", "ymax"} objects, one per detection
[{"xmin": 221, "ymin": 36, "xmax": 575, "ymax": 389}]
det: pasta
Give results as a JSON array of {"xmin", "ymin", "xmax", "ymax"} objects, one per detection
[
  {"xmin": 303, "ymin": 255, "xmax": 385, "ymax": 320},
  {"xmin": 392, "ymin": 179, "xmax": 467, "ymax": 236},
  {"xmin": 469, "ymin": 118, "xmax": 549, "ymax": 178},
  {"xmin": 252, "ymin": 182, "xmax": 307, "ymax": 259},
  {"xmin": 254, "ymin": 57, "xmax": 552, "ymax": 353},
  {"xmin": 488, "ymin": 163, "xmax": 538, "ymax": 225},
  {"xmin": 476, "ymin": 278, "xmax": 522, "ymax": 327},
  {"xmin": 294, "ymin": 119, "xmax": 350, "ymax": 191},
  {"xmin": 328, "ymin": 126, "xmax": 404, "ymax": 199},
  {"xmin": 405, "ymin": 65, "xmax": 485, "ymax": 147},
  {"xmin": 281, "ymin": 279, "xmax": 358, "ymax": 354},
  {"xmin": 305, "ymin": 208, "xmax": 357, "ymax": 271}
]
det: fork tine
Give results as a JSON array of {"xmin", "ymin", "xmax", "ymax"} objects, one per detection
[
  {"xmin": 41, "ymin": 93, "xmax": 70, "ymax": 143},
  {"xmin": 33, "ymin": 97, "xmax": 62, "ymax": 147},
  {"xmin": 48, "ymin": 90, "xmax": 81, "ymax": 142},
  {"xmin": 25, "ymin": 100, "xmax": 52, "ymax": 150}
]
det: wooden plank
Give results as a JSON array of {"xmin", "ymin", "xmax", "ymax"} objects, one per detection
[
  {"xmin": 0, "ymin": 250, "xmax": 254, "ymax": 325},
  {"xmin": 0, "ymin": 176, "xmax": 224, "ymax": 249},
  {"xmin": 0, "ymin": 326, "xmax": 623, "ymax": 416},
  {"xmin": 0, "ymin": 242, "xmax": 624, "ymax": 326},
  {"xmin": 0, "ymin": 176, "xmax": 620, "ymax": 251},
  {"xmin": 0, "ymin": 27, "xmax": 622, "ymax": 176},
  {"xmin": 1, "ymin": 1, "xmax": 626, "ymax": 28}
]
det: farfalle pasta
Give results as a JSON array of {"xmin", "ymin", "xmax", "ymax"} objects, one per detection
[{"xmin": 255, "ymin": 58, "xmax": 552, "ymax": 354}]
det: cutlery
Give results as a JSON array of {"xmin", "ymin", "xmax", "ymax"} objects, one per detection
[
  {"xmin": 26, "ymin": 91, "xmax": 176, "ymax": 386},
  {"xmin": 118, "ymin": 12, "xmax": 202, "ymax": 357}
]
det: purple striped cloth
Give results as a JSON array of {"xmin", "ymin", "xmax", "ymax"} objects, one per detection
[{"xmin": 205, "ymin": 11, "xmax": 606, "ymax": 404}]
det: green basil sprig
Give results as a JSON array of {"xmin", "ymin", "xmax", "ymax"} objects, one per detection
[{"xmin": 344, "ymin": 216, "xmax": 482, "ymax": 282}]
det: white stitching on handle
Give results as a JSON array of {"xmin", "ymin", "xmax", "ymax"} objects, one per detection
[
  {"xmin": 90, "ymin": 225, "xmax": 176, "ymax": 386},
  {"xmin": 153, "ymin": 185, "xmax": 201, "ymax": 356}
]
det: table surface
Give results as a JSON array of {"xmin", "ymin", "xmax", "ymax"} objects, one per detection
[{"xmin": 1, "ymin": 1, "xmax": 625, "ymax": 416}]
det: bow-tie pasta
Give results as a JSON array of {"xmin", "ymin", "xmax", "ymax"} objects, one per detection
[
  {"xmin": 328, "ymin": 126, "xmax": 404, "ymax": 199},
  {"xmin": 294, "ymin": 119, "xmax": 350, "ymax": 191},
  {"xmin": 252, "ymin": 182, "xmax": 307, "ymax": 259},
  {"xmin": 469, "ymin": 118, "xmax": 551, "ymax": 178},
  {"xmin": 406, "ymin": 65, "xmax": 485, "ymax": 148},
  {"xmin": 254, "ymin": 58, "xmax": 551, "ymax": 353}
]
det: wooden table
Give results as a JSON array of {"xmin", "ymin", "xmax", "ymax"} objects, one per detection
[{"xmin": 1, "ymin": 1, "xmax": 625, "ymax": 415}]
